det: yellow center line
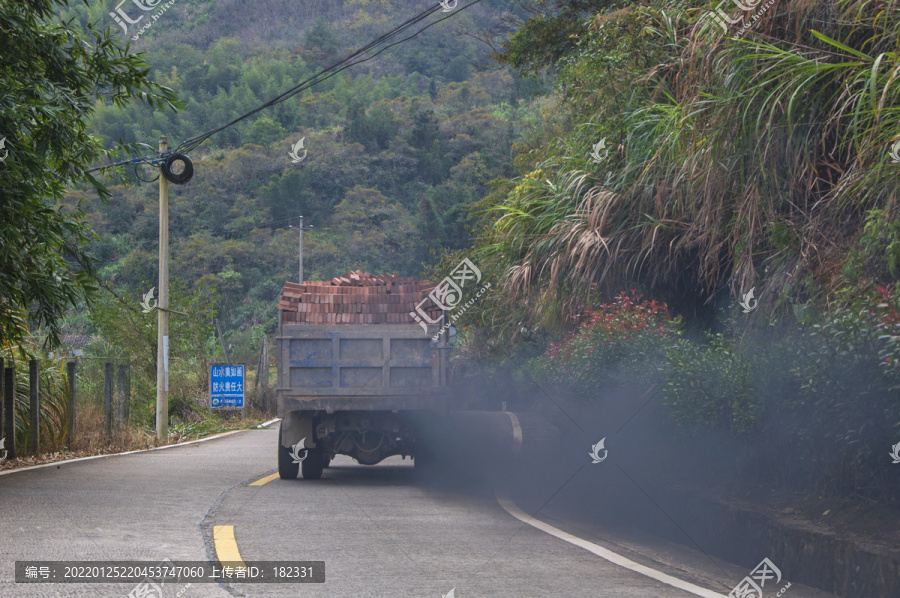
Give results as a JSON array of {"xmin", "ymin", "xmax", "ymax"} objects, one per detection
[
  {"xmin": 249, "ymin": 472, "xmax": 280, "ymax": 486},
  {"xmin": 213, "ymin": 525, "xmax": 247, "ymax": 568}
]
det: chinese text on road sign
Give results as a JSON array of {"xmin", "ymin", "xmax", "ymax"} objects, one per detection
[{"xmin": 210, "ymin": 365, "xmax": 244, "ymax": 409}]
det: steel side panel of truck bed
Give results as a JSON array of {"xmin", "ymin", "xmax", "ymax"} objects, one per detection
[{"xmin": 276, "ymin": 323, "xmax": 448, "ymax": 413}]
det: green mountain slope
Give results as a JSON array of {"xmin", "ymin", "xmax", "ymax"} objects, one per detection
[{"xmin": 65, "ymin": 0, "xmax": 542, "ymax": 351}]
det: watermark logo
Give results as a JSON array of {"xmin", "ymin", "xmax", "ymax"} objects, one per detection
[
  {"xmin": 140, "ymin": 287, "xmax": 158, "ymax": 313},
  {"xmin": 110, "ymin": 0, "xmax": 161, "ymax": 34},
  {"xmin": 0, "ymin": 437, "xmax": 7, "ymax": 463},
  {"xmin": 289, "ymin": 137, "xmax": 307, "ymax": 163},
  {"xmin": 111, "ymin": 0, "xmax": 177, "ymax": 41},
  {"xmin": 128, "ymin": 579, "xmax": 164, "ymax": 598},
  {"xmin": 290, "ymin": 437, "xmax": 309, "ymax": 463},
  {"xmin": 127, "ymin": 558, "xmax": 191, "ymax": 598},
  {"xmin": 590, "ymin": 138, "xmax": 609, "ymax": 164},
  {"xmin": 589, "ymin": 438, "xmax": 608, "ymax": 463},
  {"xmin": 410, "ymin": 258, "xmax": 490, "ymax": 339},
  {"xmin": 890, "ymin": 442, "xmax": 900, "ymax": 464},
  {"xmin": 131, "ymin": 0, "xmax": 163, "ymax": 11},
  {"xmin": 702, "ymin": 0, "xmax": 775, "ymax": 37},
  {"xmin": 439, "ymin": 0, "xmax": 458, "ymax": 12},
  {"xmin": 0, "ymin": 137, "xmax": 8, "ymax": 162},
  {"xmin": 703, "ymin": 1, "xmax": 745, "ymax": 32},
  {"xmin": 729, "ymin": 557, "xmax": 790, "ymax": 598},
  {"xmin": 739, "ymin": 287, "xmax": 758, "ymax": 313},
  {"xmin": 110, "ymin": 0, "xmax": 146, "ymax": 35},
  {"xmin": 889, "ymin": 139, "xmax": 900, "ymax": 164},
  {"xmin": 443, "ymin": 589, "xmax": 456, "ymax": 598}
]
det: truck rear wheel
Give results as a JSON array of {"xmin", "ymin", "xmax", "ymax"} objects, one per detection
[
  {"xmin": 278, "ymin": 427, "xmax": 300, "ymax": 480},
  {"xmin": 301, "ymin": 450, "xmax": 324, "ymax": 480}
]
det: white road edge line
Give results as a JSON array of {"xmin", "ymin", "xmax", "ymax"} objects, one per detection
[
  {"xmin": 0, "ymin": 429, "xmax": 249, "ymax": 477},
  {"xmin": 496, "ymin": 492, "xmax": 728, "ymax": 598},
  {"xmin": 505, "ymin": 412, "xmax": 523, "ymax": 458},
  {"xmin": 257, "ymin": 417, "xmax": 281, "ymax": 428}
]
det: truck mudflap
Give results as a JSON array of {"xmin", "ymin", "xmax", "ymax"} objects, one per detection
[{"xmin": 280, "ymin": 410, "xmax": 316, "ymax": 449}]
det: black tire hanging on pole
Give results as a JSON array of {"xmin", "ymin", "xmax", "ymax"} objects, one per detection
[
  {"xmin": 161, "ymin": 152, "xmax": 193, "ymax": 184},
  {"xmin": 278, "ymin": 427, "xmax": 300, "ymax": 480}
]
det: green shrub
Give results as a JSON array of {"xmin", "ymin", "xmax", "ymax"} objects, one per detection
[
  {"xmin": 533, "ymin": 292, "xmax": 680, "ymax": 397},
  {"xmin": 861, "ymin": 209, "xmax": 900, "ymax": 280},
  {"xmin": 661, "ymin": 286, "xmax": 900, "ymax": 497},
  {"xmin": 664, "ymin": 333, "xmax": 758, "ymax": 435},
  {"xmin": 783, "ymin": 288, "xmax": 900, "ymax": 492}
]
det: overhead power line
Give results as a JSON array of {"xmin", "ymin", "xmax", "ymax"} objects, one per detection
[{"xmin": 87, "ymin": 1, "xmax": 482, "ymax": 174}]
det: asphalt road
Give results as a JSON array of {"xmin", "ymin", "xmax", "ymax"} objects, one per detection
[{"xmin": 0, "ymin": 425, "xmax": 838, "ymax": 598}]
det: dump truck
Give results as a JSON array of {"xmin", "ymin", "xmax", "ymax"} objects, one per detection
[{"xmin": 275, "ymin": 272, "xmax": 451, "ymax": 479}]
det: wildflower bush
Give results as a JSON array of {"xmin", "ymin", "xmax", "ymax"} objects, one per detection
[
  {"xmin": 873, "ymin": 284, "xmax": 900, "ymax": 387},
  {"xmin": 532, "ymin": 292, "xmax": 680, "ymax": 397}
]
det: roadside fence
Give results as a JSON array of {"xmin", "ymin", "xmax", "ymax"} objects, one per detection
[{"xmin": 0, "ymin": 356, "xmax": 131, "ymax": 458}]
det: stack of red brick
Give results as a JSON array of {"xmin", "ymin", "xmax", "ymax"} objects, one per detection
[{"xmin": 278, "ymin": 271, "xmax": 441, "ymax": 325}]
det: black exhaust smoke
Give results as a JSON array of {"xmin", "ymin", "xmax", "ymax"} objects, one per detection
[{"xmin": 426, "ymin": 411, "xmax": 561, "ymax": 473}]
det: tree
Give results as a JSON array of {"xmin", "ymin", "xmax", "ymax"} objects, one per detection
[
  {"xmin": 0, "ymin": 0, "xmax": 179, "ymax": 347},
  {"xmin": 304, "ymin": 17, "xmax": 342, "ymax": 66},
  {"xmin": 446, "ymin": 56, "xmax": 472, "ymax": 83},
  {"xmin": 331, "ymin": 186, "xmax": 420, "ymax": 275},
  {"xmin": 409, "ymin": 108, "xmax": 441, "ymax": 149},
  {"xmin": 245, "ymin": 117, "xmax": 287, "ymax": 146},
  {"xmin": 495, "ymin": 0, "xmax": 618, "ymax": 74},
  {"xmin": 345, "ymin": 100, "xmax": 400, "ymax": 151}
]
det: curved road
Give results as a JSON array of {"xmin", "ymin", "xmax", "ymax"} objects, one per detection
[{"xmin": 0, "ymin": 425, "xmax": 837, "ymax": 597}]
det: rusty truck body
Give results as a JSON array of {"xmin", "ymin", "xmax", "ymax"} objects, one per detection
[{"xmin": 276, "ymin": 276, "xmax": 450, "ymax": 479}]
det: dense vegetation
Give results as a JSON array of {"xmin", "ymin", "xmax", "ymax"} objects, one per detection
[
  {"xmin": 0, "ymin": 0, "xmax": 177, "ymax": 349},
  {"xmin": 0, "ymin": 0, "xmax": 181, "ymax": 455},
  {"xmin": 530, "ymin": 288, "xmax": 900, "ymax": 500},
  {"xmin": 476, "ymin": 0, "xmax": 900, "ymax": 334},
  {"xmin": 463, "ymin": 0, "xmax": 900, "ymax": 503}
]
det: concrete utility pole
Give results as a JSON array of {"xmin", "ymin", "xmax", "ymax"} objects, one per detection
[
  {"xmin": 29, "ymin": 360, "xmax": 39, "ymax": 454},
  {"xmin": 215, "ymin": 318, "xmax": 230, "ymax": 363},
  {"xmin": 156, "ymin": 135, "xmax": 169, "ymax": 444},
  {"xmin": 294, "ymin": 215, "xmax": 313, "ymax": 284}
]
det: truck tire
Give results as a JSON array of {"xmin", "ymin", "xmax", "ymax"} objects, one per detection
[
  {"xmin": 301, "ymin": 450, "xmax": 324, "ymax": 480},
  {"xmin": 278, "ymin": 427, "xmax": 300, "ymax": 480}
]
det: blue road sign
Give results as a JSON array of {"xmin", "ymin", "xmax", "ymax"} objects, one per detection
[{"xmin": 210, "ymin": 364, "xmax": 244, "ymax": 409}]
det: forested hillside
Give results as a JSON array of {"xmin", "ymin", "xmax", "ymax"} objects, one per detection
[{"xmin": 61, "ymin": 0, "xmax": 544, "ymax": 360}]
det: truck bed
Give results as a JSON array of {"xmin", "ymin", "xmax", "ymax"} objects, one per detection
[{"xmin": 276, "ymin": 323, "xmax": 448, "ymax": 413}]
